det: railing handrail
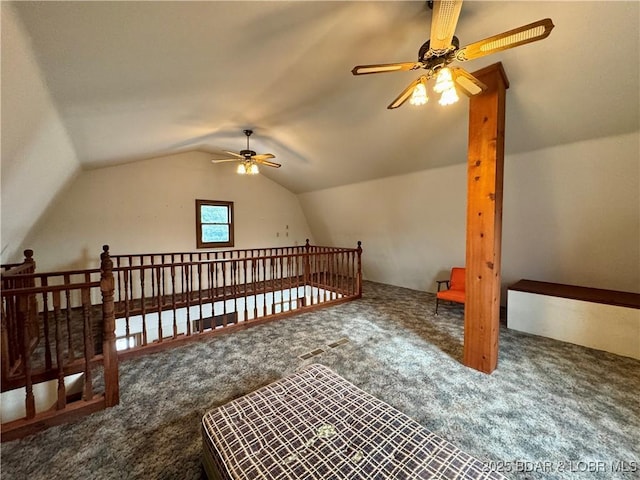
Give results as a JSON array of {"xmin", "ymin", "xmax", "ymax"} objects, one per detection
[
  {"xmin": 110, "ymin": 249, "xmax": 359, "ymax": 271},
  {"xmin": 109, "ymin": 242, "xmax": 356, "ymax": 261},
  {"xmin": 110, "ymin": 244, "xmax": 306, "ymax": 260},
  {"xmin": 0, "ymin": 281, "xmax": 101, "ymax": 297},
  {"xmin": 0, "ymin": 253, "xmax": 354, "ymax": 283}
]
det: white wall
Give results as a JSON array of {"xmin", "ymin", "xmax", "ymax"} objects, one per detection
[
  {"xmin": 299, "ymin": 131, "xmax": 640, "ymax": 297},
  {"xmin": 299, "ymin": 163, "xmax": 468, "ymax": 292},
  {"xmin": 1, "ymin": 4, "xmax": 81, "ymax": 263},
  {"xmin": 502, "ymin": 132, "xmax": 639, "ymax": 294},
  {"xmin": 22, "ymin": 151, "xmax": 314, "ymax": 272}
]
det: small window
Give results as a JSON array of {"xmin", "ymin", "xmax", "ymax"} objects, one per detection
[{"xmin": 196, "ymin": 200, "xmax": 234, "ymax": 248}]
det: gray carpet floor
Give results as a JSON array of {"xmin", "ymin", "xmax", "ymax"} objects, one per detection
[{"xmin": 1, "ymin": 281, "xmax": 639, "ymax": 479}]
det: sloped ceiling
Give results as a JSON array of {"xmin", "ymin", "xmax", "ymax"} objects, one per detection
[{"xmin": 9, "ymin": 1, "xmax": 640, "ymax": 194}]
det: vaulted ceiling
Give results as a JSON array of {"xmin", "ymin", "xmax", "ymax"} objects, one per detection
[{"xmin": 7, "ymin": 1, "xmax": 640, "ymax": 194}]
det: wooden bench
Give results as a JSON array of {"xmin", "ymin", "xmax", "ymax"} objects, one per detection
[{"xmin": 507, "ymin": 279, "xmax": 640, "ymax": 359}]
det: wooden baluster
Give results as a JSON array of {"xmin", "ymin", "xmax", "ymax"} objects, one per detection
[
  {"xmin": 64, "ymin": 274, "xmax": 75, "ymax": 361},
  {"xmin": 6, "ymin": 290, "xmax": 18, "ymax": 367},
  {"xmin": 301, "ymin": 250, "xmax": 306, "ymax": 307},
  {"xmin": 293, "ymin": 251, "xmax": 300, "ymax": 308},
  {"xmin": 41, "ymin": 277, "xmax": 52, "ymax": 370},
  {"xmin": 311, "ymin": 253, "xmax": 317, "ymax": 306},
  {"xmin": 328, "ymin": 253, "xmax": 333, "ymax": 299},
  {"xmin": 141, "ymin": 266, "xmax": 147, "ymax": 346},
  {"xmin": 318, "ymin": 252, "xmax": 323, "ymax": 301},
  {"xmin": 243, "ymin": 259, "xmax": 248, "ymax": 321},
  {"xmin": 115, "ymin": 256, "xmax": 123, "ymax": 307},
  {"xmin": 196, "ymin": 262, "xmax": 202, "ymax": 333},
  {"xmin": 151, "ymin": 256, "xmax": 156, "ymax": 302},
  {"xmin": 123, "ymin": 268, "xmax": 130, "ymax": 350},
  {"xmin": 100, "ymin": 245, "xmax": 119, "ymax": 407},
  {"xmin": 328, "ymin": 252, "xmax": 334, "ymax": 300},
  {"xmin": 53, "ymin": 289, "xmax": 65, "ymax": 411},
  {"xmin": 324, "ymin": 250, "xmax": 328, "ymax": 295},
  {"xmin": 203, "ymin": 263, "xmax": 211, "ymax": 333},
  {"xmin": 351, "ymin": 249, "xmax": 356, "ymax": 296},
  {"xmin": 331, "ymin": 251, "xmax": 336, "ymax": 298},
  {"xmin": 345, "ymin": 251, "xmax": 351, "ymax": 296},
  {"xmin": 156, "ymin": 266, "xmax": 163, "ymax": 342},
  {"xmin": 333, "ymin": 251, "xmax": 339, "ymax": 299},
  {"xmin": 205, "ymin": 259, "xmax": 211, "ymax": 306},
  {"xmin": 351, "ymin": 250, "xmax": 356, "ymax": 296},
  {"xmin": 179, "ymin": 254, "xmax": 185, "ymax": 304},
  {"xmin": 323, "ymin": 253, "xmax": 328, "ymax": 302},
  {"xmin": 340, "ymin": 252, "xmax": 345, "ymax": 296},
  {"xmin": 261, "ymin": 257, "xmax": 267, "ymax": 317},
  {"xmin": 128, "ymin": 257, "xmax": 134, "ymax": 314},
  {"xmin": 319, "ymin": 253, "xmax": 324, "ymax": 301},
  {"xmin": 1, "ymin": 298, "xmax": 9, "ymax": 380},
  {"xmin": 278, "ymin": 255, "xmax": 284, "ymax": 310},
  {"xmin": 170, "ymin": 265, "xmax": 177, "ymax": 338},
  {"xmin": 81, "ymin": 287, "xmax": 94, "ymax": 401},
  {"xmin": 252, "ymin": 259, "xmax": 258, "ymax": 320},
  {"xmin": 356, "ymin": 241, "xmax": 363, "ymax": 298},
  {"xmin": 184, "ymin": 263, "xmax": 191, "ymax": 337},
  {"xmin": 304, "ymin": 240, "xmax": 310, "ymax": 293},
  {"xmin": 344, "ymin": 250, "xmax": 349, "ymax": 294},
  {"xmin": 222, "ymin": 261, "xmax": 228, "ymax": 327},
  {"xmin": 14, "ymin": 282, "xmax": 33, "ymax": 416},
  {"xmin": 270, "ymin": 254, "xmax": 275, "ymax": 313},
  {"xmin": 288, "ymin": 253, "xmax": 293, "ymax": 311},
  {"xmin": 232, "ymin": 261, "xmax": 238, "ymax": 320}
]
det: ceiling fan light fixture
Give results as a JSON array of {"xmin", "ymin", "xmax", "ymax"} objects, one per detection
[
  {"xmin": 433, "ymin": 67, "xmax": 454, "ymax": 93},
  {"xmin": 410, "ymin": 78, "xmax": 429, "ymax": 105},
  {"xmin": 439, "ymin": 86, "xmax": 459, "ymax": 106},
  {"xmin": 248, "ymin": 163, "xmax": 259, "ymax": 175},
  {"xmin": 237, "ymin": 163, "xmax": 247, "ymax": 174}
]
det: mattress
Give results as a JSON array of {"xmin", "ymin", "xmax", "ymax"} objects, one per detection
[{"xmin": 202, "ymin": 364, "xmax": 505, "ymax": 480}]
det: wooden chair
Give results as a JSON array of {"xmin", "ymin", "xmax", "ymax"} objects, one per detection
[{"xmin": 435, "ymin": 267, "xmax": 466, "ymax": 315}]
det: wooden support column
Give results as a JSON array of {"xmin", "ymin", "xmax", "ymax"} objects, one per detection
[{"xmin": 464, "ymin": 63, "xmax": 509, "ymax": 374}]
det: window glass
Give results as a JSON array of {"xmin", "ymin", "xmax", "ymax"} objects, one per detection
[{"xmin": 196, "ymin": 200, "xmax": 234, "ymax": 248}]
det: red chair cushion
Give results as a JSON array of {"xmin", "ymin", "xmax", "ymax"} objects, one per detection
[{"xmin": 437, "ymin": 289, "xmax": 465, "ymax": 303}]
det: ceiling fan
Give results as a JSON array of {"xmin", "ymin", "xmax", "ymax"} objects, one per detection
[
  {"xmin": 211, "ymin": 129, "xmax": 280, "ymax": 174},
  {"xmin": 352, "ymin": 0, "xmax": 554, "ymax": 109}
]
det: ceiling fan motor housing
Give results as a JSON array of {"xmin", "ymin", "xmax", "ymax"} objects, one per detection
[
  {"xmin": 418, "ymin": 36, "xmax": 459, "ymax": 65},
  {"xmin": 240, "ymin": 150, "xmax": 257, "ymax": 158}
]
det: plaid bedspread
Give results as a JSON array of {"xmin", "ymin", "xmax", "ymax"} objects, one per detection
[{"xmin": 202, "ymin": 364, "xmax": 505, "ymax": 479}]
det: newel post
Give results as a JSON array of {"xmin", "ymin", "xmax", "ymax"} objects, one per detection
[
  {"xmin": 356, "ymin": 241, "xmax": 363, "ymax": 298},
  {"xmin": 100, "ymin": 245, "xmax": 120, "ymax": 407},
  {"xmin": 23, "ymin": 249, "xmax": 35, "ymax": 273}
]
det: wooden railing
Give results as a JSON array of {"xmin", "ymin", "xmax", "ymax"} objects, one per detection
[
  {"xmin": 0, "ymin": 241, "xmax": 362, "ymax": 440},
  {"xmin": 110, "ymin": 240, "xmax": 362, "ymax": 357},
  {"xmin": 0, "ymin": 248, "xmax": 119, "ymax": 442},
  {"xmin": 1, "ymin": 250, "xmax": 38, "ymax": 381}
]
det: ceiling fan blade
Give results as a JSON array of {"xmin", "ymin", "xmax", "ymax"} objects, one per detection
[
  {"xmin": 211, "ymin": 158, "xmax": 242, "ymax": 164},
  {"xmin": 387, "ymin": 77, "xmax": 423, "ymax": 110},
  {"xmin": 429, "ymin": 0, "xmax": 463, "ymax": 52},
  {"xmin": 451, "ymin": 67, "xmax": 487, "ymax": 97},
  {"xmin": 251, "ymin": 153, "xmax": 276, "ymax": 161},
  {"xmin": 223, "ymin": 150, "xmax": 244, "ymax": 158},
  {"xmin": 351, "ymin": 62, "xmax": 420, "ymax": 76},
  {"xmin": 456, "ymin": 18, "xmax": 554, "ymax": 61},
  {"xmin": 255, "ymin": 159, "xmax": 282, "ymax": 168}
]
